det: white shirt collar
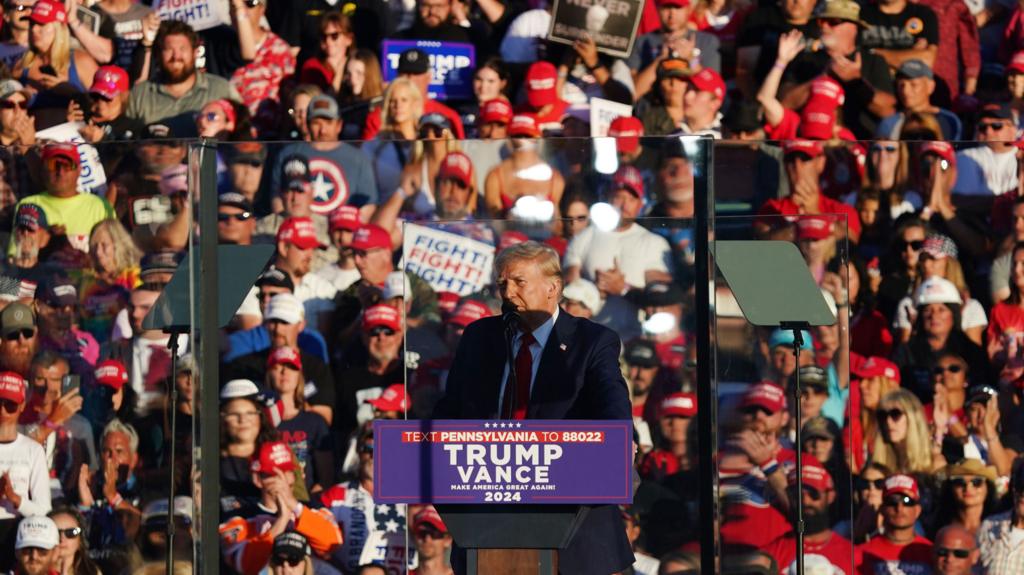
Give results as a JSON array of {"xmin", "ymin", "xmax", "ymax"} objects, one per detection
[{"xmin": 523, "ymin": 307, "xmax": 558, "ymax": 349}]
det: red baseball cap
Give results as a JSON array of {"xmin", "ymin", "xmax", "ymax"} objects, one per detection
[
  {"xmin": 799, "ymin": 102, "xmax": 837, "ymax": 140},
  {"xmin": 1011, "ymin": 51, "xmax": 1024, "ymax": 74},
  {"xmin": 450, "ymin": 300, "xmax": 491, "ymax": 327},
  {"xmin": 782, "ymin": 140, "xmax": 824, "ymax": 159},
  {"xmin": 807, "ymin": 75, "xmax": 845, "ymax": 108},
  {"xmin": 659, "ymin": 392, "xmax": 697, "ymax": 418},
  {"xmin": 855, "ymin": 356, "xmax": 900, "ymax": 383},
  {"xmin": 41, "ymin": 143, "xmax": 80, "ymax": 167},
  {"xmin": 413, "ymin": 506, "xmax": 447, "ymax": 532},
  {"xmin": 437, "ymin": 291, "xmax": 460, "ymax": 317},
  {"xmin": 687, "ymin": 68, "xmax": 725, "ymax": 100},
  {"xmin": 920, "ymin": 141, "xmax": 955, "ymax": 166},
  {"xmin": 251, "ymin": 441, "xmax": 296, "ymax": 475},
  {"xmin": 438, "ymin": 152, "xmax": 474, "ymax": 188},
  {"xmin": 787, "ymin": 454, "xmax": 833, "ymax": 491},
  {"xmin": 883, "ymin": 474, "xmax": 919, "ymax": 499},
  {"xmin": 94, "ymin": 359, "xmax": 128, "ymax": 390},
  {"xmin": 796, "ymin": 216, "xmax": 834, "ymax": 241},
  {"xmin": 267, "ymin": 346, "xmax": 302, "ymax": 370},
  {"xmin": 525, "ymin": 62, "xmax": 558, "ymax": 108},
  {"xmin": 480, "ymin": 99, "xmax": 513, "ymax": 125},
  {"xmin": 328, "ymin": 206, "xmax": 361, "ymax": 232},
  {"xmin": 30, "ymin": 0, "xmax": 66, "ymax": 25},
  {"xmin": 613, "ymin": 165, "xmax": 645, "ymax": 199},
  {"xmin": 0, "ymin": 371, "xmax": 25, "ymax": 403},
  {"xmin": 363, "ymin": 304, "xmax": 401, "ymax": 332},
  {"xmin": 351, "ymin": 224, "xmax": 392, "ymax": 252},
  {"xmin": 741, "ymin": 381, "xmax": 786, "ymax": 413},
  {"xmin": 366, "ymin": 383, "xmax": 407, "ymax": 411},
  {"xmin": 277, "ymin": 217, "xmax": 326, "ymax": 250},
  {"xmin": 608, "ymin": 116, "xmax": 644, "ymax": 154},
  {"xmin": 508, "ymin": 114, "xmax": 541, "ymax": 138},
  {"xmin": 499, "ymin": 230, "xmax": 529, "ymax": 251},
  {"xmin": 90, "ymin": 66, "xmax": 129, "ymax": 100},
  {"xmin": 656, "ymin": 0, "xmax": 689, "ymax": 6}
]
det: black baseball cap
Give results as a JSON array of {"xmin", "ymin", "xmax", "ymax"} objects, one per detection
[
  {"xmin": 624, "ymin": 339, "xmax": 659, "ymax": 368},
  {"xmin": 642, "ymin": 282, "xmax": 686, "ymax": 308},
  {"xmin": 272, "ymin": 532, "xmax": 310, "ymax": 562},
  {"xmin": 218, "ymin": 192, "xmax": 253, "ymax": 213},
  {"xmin": 398, "ymin": 49, "xmax": 430, "ymax": 75},
  {"xmin": 792, "ymin": 365, "xmax": 828, "ymax": 390},
  {"xmin": 980, "ymin": 103, "xmax": 1013, "ymax": 121},
  {"xmin": 141, "ymin": 251, "xmax": 183, "ymax": 279},
  {"xmin": 255, "ymin": 266, "xmax": 295, "ymax": 292},
  {"xmin": 36, "ymin": 275, "xmax": 77, "ymax": 307}
]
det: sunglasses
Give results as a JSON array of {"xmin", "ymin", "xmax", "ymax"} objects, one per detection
[
  {"xmin": 416, "ymin": 529, "xmax": 447, "ymax": 540},
  {"xmin": 58, "ymin": 527, "xmax": 82, "ymax": 539},
  {"xmin": 0, "ymin": 399, "xmax": 17, "ymax": 413},
  {"xmin": 197, "ymin": 111, "xmax": 224, "ymax": 122},
  {"xmin": 871, "ymin": 143, "xmax": 898, "ymax": 153},
  {"xmin": 358, "ymin": 442, "xmax": 374, "ymax": 454},
  {"xmin": 0, "ymin": 100, "xmax": 26, "ymax": 110},
  {"xmin": 978, "ymin": 121, "xmax": 1006, "ymax": 132},
  {"xmin": 5, "ymin": 3, "xmax": 30, "ymax": 12},
  {"xmin": 935, "ymin": 547, "xmax": 972, "ymax": 559},
  {"xmin": 882, "ymin": 494, "xmax": 919, "ymax": 508},
  {"xmin": 232, "ymin": 159, "xmax": 262, "ymax": 168},
  {"xmin": 368, "ymin": 326, "xmax": 396, "ymax": 338},
  {"xmin": 244, "ymin": 0, "xmax": 263, "ymax": 6},
  {"xmin": 899, "ymin": 239, "xmax": 925, "ymax": 252},
  {"xmin": 3, "ymin": 328, "xmax": 34, "ymax": 341},
  {"xmin": 740, "ymin": 405, "xmax": 773, "ymax": 417},
  {"xmin": 217, "ymin": 211, "xmax": 252, "ymax": 223},
  {"xmin": 877, "ymin": 408, "xmax": 905, "ymax": 422},
  {"xmin": 271, "ymin": 556, "xmax": 303, "ymax": 567},
  {"xmin": 950, "ymin": 476, "xmax": 985, "ymax": 489},
  {"xmin": 790, "ymin": 485, "xmax": 823, "ymax": 500},
  {"xmin": 933, "ymin": 364, "xmax": 964, "ymax": 375},
  {"xmin": 855, "ymin": 477, "xmax": 886, "ymax": 491},
  {"xmin": 322, "ymin": 31, "xmax": 341, "ymax": 41},
  {"xmin": 818, "ymin": 17, "xmax": 849, "ymax": 26}
]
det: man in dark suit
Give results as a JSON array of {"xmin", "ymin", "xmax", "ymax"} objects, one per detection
[{"xmin": 433, "ymin": 241, "xmax": 635, "ymax": 575}]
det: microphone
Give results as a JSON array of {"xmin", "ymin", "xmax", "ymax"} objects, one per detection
[{"xmin": 501, "ymin": 301, "xmax": 521, "ymax": 331}]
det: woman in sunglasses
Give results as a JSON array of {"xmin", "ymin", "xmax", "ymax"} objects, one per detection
[
  {"xmin": 48, "ymin": 506, "xmax": 100, "ymax": 575},
  {"xmin": 929, "ymin": 459, "xmax": 998, "ymax": 538},
  {"xmin": 851, "ymin": 355, "xmax": 900, "ymax": 472},
  {"xmin": 872, "ymin": 388, "xmax": 945, "ymax": 475},
  {"xmin": 834, "ymin": 462, "xmax": 891, "ymax": 543},
  {"xmin": 876, "ymin": 216, "xmax": 927, "ymax": 322},
  {"xmin": 195, "ymin": 98, "xmax": 252, "ymax": 141},
  {"xmin": 299, "ymin": 12, "xmax": 354, "ymax": 96}
]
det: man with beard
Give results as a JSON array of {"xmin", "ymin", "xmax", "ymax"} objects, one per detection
[
  {"xmin": 0, "ymin": 302, "xmax": 38, "ymax": 377},
  {"xmin": 336, "ymin": 304, "xmax": 405, "ymax": 441},
  {"xmin": 11, "ymin": 516, "xmax": 60, "ymax": 575},
  {"xmin": 125, "ymin": 19, "xmax": 240, "ymax": 136},
  {"xmin": 321, "ymin": 425, "xmax": 413, "ymax": 574},
  {"xmin": 4, "ymin": 204, "xmax": 58, "ymax": 282},
  {"xmin": 223, "ymin": 293, "xmax": 336, "ymax": 426},
  {"xmin": 0, "ymin": 0, "xmax": 32, "ymax": 70},
  {"xmin": 396, "ymin": 0, "xmax": 472, "ymax": 42},
  {"xmin": 765, "ymin": 456, "xmax": 859, "ymax": 573},
  {"xmin": 857, "ymin": 474, "xmax": 933, "ymax": 575},
  {"xmin": 273, "ymin": 217, "xmax": 337, "ymax": 334}
]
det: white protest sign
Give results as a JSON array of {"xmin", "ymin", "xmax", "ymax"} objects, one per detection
[
  {"xmin": 34, "ymin": 122, "xmax": 108, "ymax": 195},
  {"xmin": 154, "ymin": 0, "xmax": 230, "ymax": 31},
  {"xmin": 589, "ymin": 97, "xmax": 634, "ymax": 137},
  {"xmin": 403, "ymin": 224, "xmax": 495, "ymax": 297}
]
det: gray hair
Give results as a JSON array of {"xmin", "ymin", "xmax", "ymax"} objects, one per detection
[
  {"xmin": 494, "ymin": 241, "xmax": 563, "ymax": 295},
  {"xmin": 101, "ymin": 418, "xmax": 139, "ymax": 454}
]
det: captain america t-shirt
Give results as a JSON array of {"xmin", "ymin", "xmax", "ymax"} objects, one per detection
[
  {"xmin": 860, "ymin": 3, "xmax": 939, "ymax": 51},
  {"xmin": 766, "ymin": 531, "xmax": 861, "ymax": 574}
]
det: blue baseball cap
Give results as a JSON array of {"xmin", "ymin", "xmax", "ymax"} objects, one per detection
[{"xmin": 768, "ymin": 328, "xmax": 813, "ymax": 350}]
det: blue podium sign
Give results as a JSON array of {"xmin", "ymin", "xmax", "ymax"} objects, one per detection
[
  {"xmin": 373, "ymin": 419, "xmax": 633, "ymax": 504},
  {"xmin": 381, "ymin": 40, "xmax": 476, "ymax": 100}
]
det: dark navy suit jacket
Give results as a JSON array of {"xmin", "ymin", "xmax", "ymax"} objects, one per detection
[{"xmin": 433, "ymin": 310, "xmax": 635, "ymax": 575}]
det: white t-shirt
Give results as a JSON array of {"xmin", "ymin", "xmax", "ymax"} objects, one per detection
[
  {"xmin": 953, "ymin": 146, "xmax": 1019, "ymax": 196},
  {"xmin": 316, "ymin": 265, "xmax": 362, "ymax": 293},
  {"xmin": 294, "ymin": 272, "xmax": 340, "ymax": 326},
  {"xmin": 564, "ymin": 223, "xmax": 672, "ymax": 289},
  {"xmin": 500, "ymin": 9, "xmax": 551, "ymax": 63},
  {"xmin": 894, "ymin": 295, "xmax": 988, "ymax": 332},
  {"xmin": 0, "ymin": 434, "xmax": 51, "ymax": 519}
]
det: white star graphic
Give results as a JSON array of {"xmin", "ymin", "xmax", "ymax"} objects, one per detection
[
  {"xmin": 376, "ymin": 504, "xmax": 391, "ymax": 515},
  {"xmin": 516, "ymin": 423, "xmax": 522, "ymax": 428},
  {"xmin": 311, "ymin": 173, "xmax": 334, "ymax": 202},
  {"xmin": 484, "ymin": 422, "xmax": 490, "ymax": 428},
  {"xmin": 385, "ymin": 519, "xmax": 400, "ymax": 533}
]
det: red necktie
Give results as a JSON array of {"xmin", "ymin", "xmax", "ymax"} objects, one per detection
[
  {"xmin": 145, "ymin": 344, "xmax": 171, "ymax": 393},
  {"xmin": 503, "ymin": 332, "xmax": 535, "ymax": 420}
]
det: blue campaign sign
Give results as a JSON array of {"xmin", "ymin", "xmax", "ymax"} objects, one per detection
[
  {"xmin": 373, "ymin": 419, "xmax": 633, "ymax": 504},
  {"xmin": 381, "ymin": 40, "xmax": 476, "ymax": 101}
]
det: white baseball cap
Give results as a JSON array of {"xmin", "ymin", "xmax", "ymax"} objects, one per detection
[
  {"xmin": 142, "ymin": 496, "xmax": 194, "ymax": 524},
  {"xmin": 562, "ymin": 279, "xmax": 603, "ymax": 315},
  {"xmin": 16, "ymin": 516, "xmax": 59, "ymax": 550},
  {"xmin": 914, "ymin": 276, "xmax": 962, "ymax": 307},
  {"xmin": 382, "ymin": 271, "xmax": 411, "ymax": 301},
  {"xmin": 220, "ymin": 379, "xmax": 261, "ymax": 400},
  {"xmin": 265, "ymin": 293, "xmax": 304, "ymax": 324}
]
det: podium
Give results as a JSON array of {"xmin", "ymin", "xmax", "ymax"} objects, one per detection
[{"xmin": 436, "ymin": 504, "xmax": 588, "ymax": 575}]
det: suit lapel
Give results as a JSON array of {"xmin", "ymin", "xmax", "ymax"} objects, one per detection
[
  {"xmin": 482, "ymin": 320, "xmax": 507, "ymax": 417},
  {"xmin": 528, "ymin": 312, "xmax": 577, "ymax": 418}
]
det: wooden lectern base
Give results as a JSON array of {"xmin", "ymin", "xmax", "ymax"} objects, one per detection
[{"xmin": 471, "ymin": 549, "xmax": 558, "ymax": 575}]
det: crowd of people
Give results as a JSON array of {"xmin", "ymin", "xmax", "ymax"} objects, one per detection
[{"xmin": 0, "ymin": 0, "xmax": 1023, "ymax": 573}]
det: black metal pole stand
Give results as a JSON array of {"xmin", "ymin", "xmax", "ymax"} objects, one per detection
[
  {"xmin": 165, "ymin": 328, "xmax": 182, "ymax": 575},
  {"xmin": 783, "ymin": 323, "xmax": 807, "ymax": 575}
]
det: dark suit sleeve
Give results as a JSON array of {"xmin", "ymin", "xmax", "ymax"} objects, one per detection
[
  {"xmin": 582, "ymin": 327, "xmax": 631, "ymax": 421},
  {"xmin": 431, "ymin": 320, "xmax": 484, "ymax": 419}
]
